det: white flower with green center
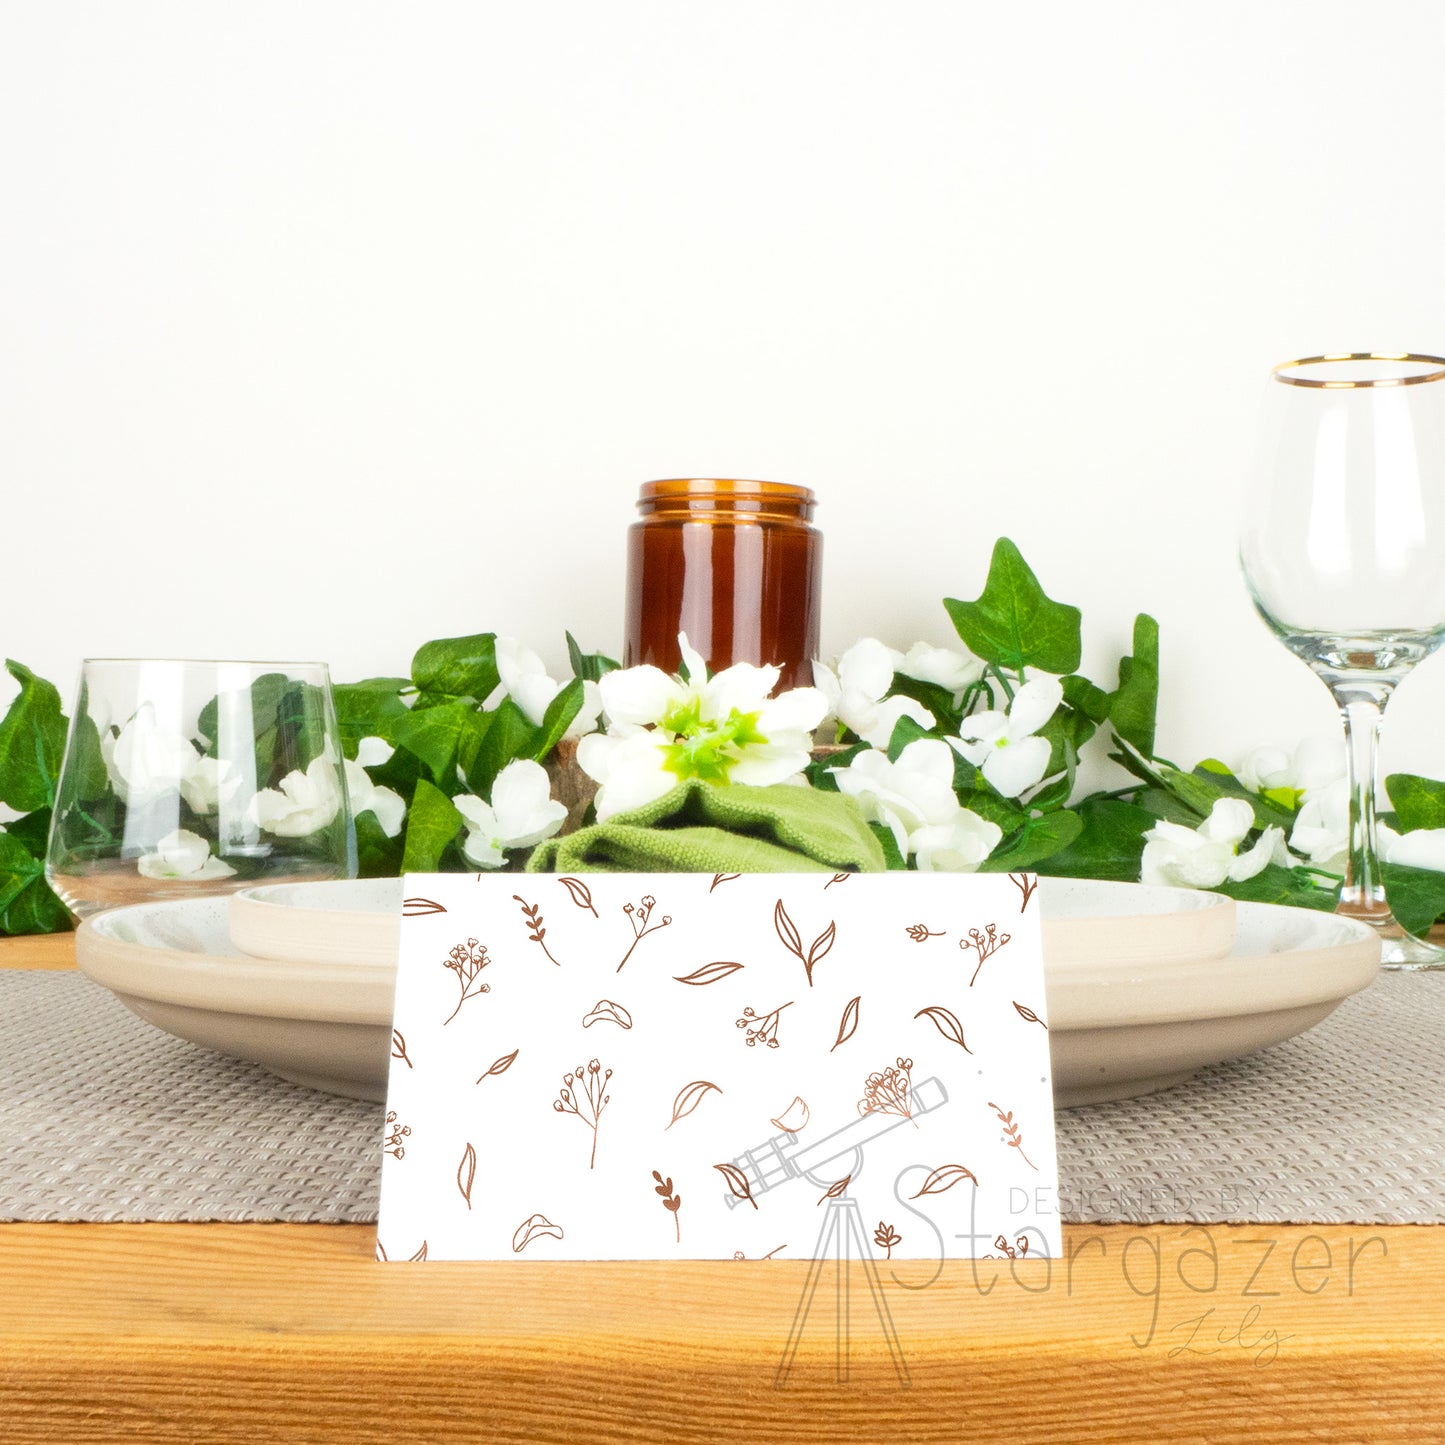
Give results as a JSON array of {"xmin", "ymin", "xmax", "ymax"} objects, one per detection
[
  {"xmin": 1141, "ymin": 798, "xmax": 1290, "ymax": 889},
  {"xmin": 577, "ymin": 635, "xmax": 828, "ymax": 821},
  {"xmin": 948, "ymin": 676, "xmax": 1062, "ymax": 799},
  {"xmin": 454, "ymin": 759, "xmax": 568, "ymax": 867}
]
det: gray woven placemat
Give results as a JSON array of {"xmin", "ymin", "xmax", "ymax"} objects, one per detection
[{"xmin": 0, "ymin": 970, "xmax": 1440, "ymax": 1225}]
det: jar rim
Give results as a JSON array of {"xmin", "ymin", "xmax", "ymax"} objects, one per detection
[{"xmin": 638, "ymin": 478, "xmax": 816, "ymax": 502}]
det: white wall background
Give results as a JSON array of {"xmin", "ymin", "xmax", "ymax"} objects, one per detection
[{"xmin": 4, "ymin": 2, "xmax": 1445, "ymax": 778}]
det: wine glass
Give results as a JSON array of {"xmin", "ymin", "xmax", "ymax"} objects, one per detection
[
  {"xmin": 1240, "ymin": 352, "xmax": 1445, "ymax": 969},
  {"xmin": 46, "ymin": 660, "xmax": 356, "ymax": 918}
]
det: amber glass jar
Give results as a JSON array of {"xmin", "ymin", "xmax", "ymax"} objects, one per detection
[{"xmin": 624, "ymin": 479, "xmax": 822, "ymax": 692}]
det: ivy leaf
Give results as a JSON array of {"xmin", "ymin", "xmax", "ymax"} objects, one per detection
[
  {"xmin": 980, "ymin": 810, "xmax": 1083, "ymax": 871},
  {"xmin": 1037, "ymin": 705, "xmax": 1095, "ymax": 776},
  {"xmin": 411, "ymin": 634, "xmax": 499, "ymax": 701},
  {"xmin": 354, "ymin": 810, "xmax": 405, "ymax": 880},
  {"xmin": 466, "ymin": 696, "xmax": 535, "ymax": 798},
  {"xmin": 1383, "ymin": 862, "xmax": 1445, "ymax": 937},
  {"xmin": 888, "ymin": 672, "xmax": 960, "ymax": 731},
  {"xmin": 390, "ymin": 702, "xmax": 493, "ymax": 788},
  {"xmin": 1109, "ymin": 613, "xmax": 1159, "ymax": 757},
  {"xmin": 943, "ymin": 538, "xmax": 1082, "ymax": 676},
  {"xmin": 400, "ymin": 779, "xmax": 463, "ymax": 874},
  {"xmin": 566, "ymin": 633, "xmax": 620, "ymax": 683},
  {"xmin": 958, "ymin": 784, "xmax": 1028, "ymax": 836},
  {"xmin": 1213, "ymin": 864, "xmax": 1339, "ymax": 913},
  {"xmin": 196, "ymin": 672, "xmax": 290, "ymax": 753},
  {"xmin": 1032, "ymin": 797, "xmax": 1154, "ymax": 883},
  {"xmin": 526, "ymin": 678, "xmax": 585, "ymax": 762},
  {"xmin": 869, "ymin": 821, "xmax": 907, "ymax": 870},
  {"xmin": 331, "ymin": 678, "xmax": 411, "ymax": 758},
  {"xmin": 0, "ymin": 661, "xmax": 67, "ymax": 814},
  {"xmin": 886, "ymin": 712, "xmax": 935, "ymax": 762},
  {"xmin": 1385, "ymin": 774, "xmax": 1445, "ymax": 834},
  {"xmin": 0, "ymin": 833, "xmax": 71, "ymax": 936},
  {"xmin": 1061, "ymin": 673, "xmax": 1111, "ymax": 723},
  {"xmin": 1189, "ymin": 760, "xmax": 1297, "ymax": 831}
]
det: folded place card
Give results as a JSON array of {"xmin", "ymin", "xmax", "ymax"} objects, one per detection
[{"xmin": 377, "ymin": 870, "xmax": 1059, "ymax": 1263}]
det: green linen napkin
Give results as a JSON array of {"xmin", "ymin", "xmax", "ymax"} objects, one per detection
[{"xmin": 525, "ymin": 780, "xmax": 887, "ymax": 875}]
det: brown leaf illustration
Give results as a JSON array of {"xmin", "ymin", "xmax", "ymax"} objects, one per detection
[
  {"xmin": 989, "ymin": 1099, "xmax": 1040, "ymax": 1171},
  {"xmin": 773, "ymin": 898, "xmax": 803, "ymax": 959},
  {"xmin": 409, "ymin": 1241, "xmax": 429, "ymax": 1262},
  {"xmin": 476, "ymin": 1048, "xmax": 519, "ymax": 1083},
  {"xmin": 511, "ymin": 1212, "xmax": 564, "ymax": 1253},
  {"xmin": 375, "ymin": 1240, "xmax": 386, "ymax": 1261},
  {"xmin": 769, "ymin": 1096, "xmax": 810, "ymax": 1133},
  {"xmin": 710, "ymin": 873, "xmax": 740, "ymax": 892},
  {"xmin": 824, "ymin": 873, "xmax": 849, "ymax": 889},
  {"xmin": 714, "ymin": 1161, "xmax": 758, "ymax": 1210},
  {"xmin": 667, "ymin": 1079, "xmax": 722, "ymax": 1129},
  {"xmin": 390, "ymin": 1029, "xmax": 413, "ymax": 1069},
  {"xmin": 673, "ymin": 961, "xmax": 744, "ymax": 986},
  {"xmin": 909, "ymin": 1163, "xmax": 979, "ymax": 1199},
  {"xmin": 403, "ymin": 896, "xmax": 447, "ymax": 916},
  {"xmin": 457, "ymin": 1142, "xmax": 477, "ymax": 1209},
  {"xmin": 817, "ymin": 1174, "xmax": 851, "ymax": 1205},
  {"xmin": 830, "ymin": 995, "xmax": 861, "ymax": 1052},
  {"xmin": 558, "ymin": 875, "xmax": 598, "ymax": 916},
  {"xmin": 805, "ymin": 920, "xmax": 837, "ymax": 984},
  {"xmin": 1013, "ymin": 1000, "xmax": 1048, "ymax": 1030},
  {"xmin": 582, "ymin": 998, "xmax": 633, "ymax": 1029},
  {"xmin": 914, "ymin": 1004, "xmax": 972, "ymax": 1052}
]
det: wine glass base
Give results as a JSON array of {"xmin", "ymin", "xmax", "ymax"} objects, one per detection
[{"xmin": 1371, "ymin": 925, "xmax": 1445, "ymax": 971}]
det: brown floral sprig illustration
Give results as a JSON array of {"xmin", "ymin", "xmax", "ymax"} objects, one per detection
[
  {"xmin": 403, "ymin": 897, "xmax": 447, "ymax": 916},
  {"xmin": 710, "ymin": 873, "xmax": 740, "ymax": 893},
  {"xmin": 442, "ymin": 937, "xmax": 492, "ymax": 1025},
  {"xmin": 830, "ymin": 995, "xmax": 861, "ymax": 1052},
  {"xmin": 959, "ymin": 922, "xmax": 1011, "ymax": 986},
  {"xmin": 512, "ymin": 893, "xmax": 561, "ymax": 966},
  {"xmin": 673, "ymin": 961, "xmax": 744, "ymax": 985},
  {"xmin": 989, "ymin": 1099, "xmax": 1039, "ymax": 1171},
  {"xmin": 905, "ymin": 923, "xmax": 944, "ymax": 943},
  {"xmin": 554, "ymin": 1059, "xmax": 613, "ymax": 1169},
  {"xmin": 909, "ymin": 1163, "xmax": 979, "ymax": 1198},
  {"xmin": 874, "ymin": 1222, "xmax": 902, "ymax": 1259},
  {"xmin": 652, "ymin": 1170, "xmax": 683, "ymax": 1242},
  {"xmin": 773, "ymin": 899, "xmax": 836, "ymax": 986},
  {"xmin": 512, "ymin": 1213, "xmax": 564, "ymax": 1252},
  {"xmin": 582, "ymin": 999, "xmax": 633, "ymax": 1029},
  {"xmin": 617, "ymin": 894, "xmax": 672, "ymax": 972},
  {"xmin": 817, "ymin": 1175, "xmax": 851, "ymax": 1206},
  {"xmin": 558, "ymin": 876, "xmax": 598, "ymax": 917},
  {"xmin": 914, "ymin": 1004, "xmax": 971, "ymax": 1052},
  {"xmin": 987, "ymin": 1234, "xmax": 1031, "ymax": 1260},
  {"xmin": 390, "ymin": 1029, "xmax": 413, "ymax": 1069},
  {"xmin": 383, "ymin": 1110, "xmax": 411, "ymax": 1160},
  {"xmin": 667, "ymin": 1079, "xmax": 722, "ymax": 1129},
  {"xmin": 824, "ymin": 873, "xmax": 849, "ymax": 890},
  {"xmin": 715, "ymin": 1162, "xmax": 758, "ymax": 1210},
  {"xmin": 1013, "ymin": 1000, "xmax": 1048, "ymax": 1030},
  {"xmin": 457, "ymin": 1142, "xmax": 477, "ymax": 1209},
  {"xmin": 477, "ymin": 1047, "xmax": 519, "ymax": 1083},
  {"xmin": 858, "ymin": 1057, "xmax": 915, "ymax": 1126},
  {"xmin": 1009, "ymin": 873, "xmax": 1038, "ymax": 912},
  {"xmin": 737, "ymin": 1000, "xmax": 793, "ymax": 1049},
  {"xmin": 733, "ymin": 1244, "xmax": 787, "ymax": 1260}
]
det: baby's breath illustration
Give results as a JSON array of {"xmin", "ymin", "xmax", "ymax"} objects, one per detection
[
  {"xmin": 554, "ymin": 1059, "xmax": 613, "ymax": 1169},
  {"xmin": 959, "ymin": 922, "xmax": 1011, "ymax": 986},
  {"xmin": 442, "ymin": 937, "xmax": 492, "ymax": 1025}
]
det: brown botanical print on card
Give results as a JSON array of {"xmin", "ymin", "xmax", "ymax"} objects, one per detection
[
  {"xmin": 554, "ymin": 1059, "xmax": 613, "ymax": 1168},
  {"xmin": 959, "ymin": 922, "xmax": 1011, "ymax": 986},
  {"xmin": 710, "ymin": 873, "xmax": 740, "ymax": 893},
  {"xmin": 914, "ymin": 1004, "xmax": 971, "ymax": 1052},
  {"xmin": 858, "ymin": 1057, "xmax": 915, "ymax": 1126},
  {"xmin": 874, "ymin": 1222, "xmax": 902, "ymax": 1259},
  {"xmin": 582, "ymin": 999, "xmax": 633, "ymax": 1030},
  {"xmin": 989, "ymin": 1099, "xmax": 1039, "ymax": 1171},
  {"xmin": 1012, "ymin": 1000, "xmax": 1047, "ymax": 1029},
  {"xmin": 736, "ymin": 1000, "xmax": 793, "ymax": 1050},
  {"xmin": 512, "ymin": 893, "xmax": 561, "ymax": 966},
  {"xmin": 617, "ymin": 894, "xmax": 672, "ymax": 972},
  {"xmin": 673, "ymin": 961, "xmax": 744, "ymax": 986},
  {"xmin": 651, "ymin": 1170, "xmax": 683, "ymax": 1243},
  {"xmin": 442, "ymin": 937, "xmax": 492, "ymax": 1025},
  {"xmin": 383, "ymin": 1111, "xmax": 411, "ymax": 1160},
  {"xmin": 769, "ymin": 1096, "xmax": 810, "ymax": 1133},
  {"xmin": 512, "ymin": 1213, "xmax": 564, "ymax": 1253},
  {"xmin": 476, "ymin": 1048, "xmax": 519, "ymax": 1084},
  {"xmin": 816, "ymin": 1175, "xmax": 851, "ymax": 1206},
  {"xmin": 666, "ymin": 1079, "xmax": 722, "ymax": 1130},
  {"xmin": 773, "ymin": 899, "xmax": 836, "ymax": 986},
  {"xmin": 905, "ymin": 923, "xmax": 944, "ymax": 943},
  {"xmin": 1009, "ymin": 873, "xmax": 1038, "ymax": 912},
  {"xmin": 908, "ymin": 1163, "xmax": 979, "ymax": 1199},
  {"xmin": 457, "ymin": 1143, "xmax": 477, "ymax": 1209},
  {"xmin": 390, "ymin": 1029, "xmax": 413, "ymax": 1069},
  {"xmin": 829, "ymin": 995, "xmax": 861, "ymax": 1052},
  {"xmin": 557, "ymin": 876, "xmax": 598, "ymax": 917},
  {"xmin": 714, "ymin": 1162, "xmax": 758, "ymax": 1211},
  {"xmin": 403, "ymin": 896, "xmax": 447, "ymax": 916}
]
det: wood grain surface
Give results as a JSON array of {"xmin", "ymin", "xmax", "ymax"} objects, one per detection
[{"xmin": 4, "ymin": 939, "xmax": 1443, "ymax": 1442}]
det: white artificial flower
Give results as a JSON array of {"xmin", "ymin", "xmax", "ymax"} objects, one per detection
[
  {"xmin": 1237, "ymin": 737, "xmax": 1343, "ymax": 796},
  {"xmin": 580, "ymin": 634, "xmax": 828, "ymax": 821},
  {"xmin": 453, "ymin": 759, "xmax": 567, "ymax": 867},
  {"xmin": 103, "ymin": 705, "xmax": 203, "ymax": 808},
  {"xmin": 1141, "ymin": 798, "xmax": 1289, "ymax": 889},
  {"xmin": 1289, "ymin": 778, "xmax": 1349, "ymax": 870},
  {"xmin": 897, "ymin": 642, "xmax": 984, "ymax": 702},
  {"xmin": 911, "ymin": 810, "xmax": 1004, "ymax": 873},
  {"xmin": 355, "ymin": 736, "xmax": 395, "ymax": 767},
  {"xmin": 949, "ymin": 676, "xmax": 1063, "ymax": 799},
  {"xmin": 249, "ymin": 757, "xmax": 344, "ymax": 837},
  {"xmin": 136, "ymin": 828, "xmax": 237, "ymax": 881},
  {"xmin": 1385, "ymin": 826, "xmax": 1445, "ymax": 872},
  {"xmin": 812, "ymin": 639, "xmax": 934, "ymax": 749},
  {"xmin": 342, "ymin": 759, "xmax": 407, "ymax": 839},
  {"xmin": 179, "ymin": 757, "xmax": 242, "ymax": 816},
  {"xmin": 494, "ymin": 637, "xmax": 602, "ymax": 739},
  {"xmin": 830, "ymin": 739, "xmax": 962, "ymax": 859}
]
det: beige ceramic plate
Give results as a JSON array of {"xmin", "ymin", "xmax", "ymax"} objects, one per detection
[{"xmin": 77, "ymin": 880, "xmax": 1377, "ymax": 1108}]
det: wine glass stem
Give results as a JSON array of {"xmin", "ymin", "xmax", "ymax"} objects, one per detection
[{"xmin": 1332, "ymin": 684, "xmax": 1392, "ymax": 924}]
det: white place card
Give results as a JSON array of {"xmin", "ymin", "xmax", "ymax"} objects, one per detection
[{"xmin": 377, "ymin": 870, "xmax": 1059, "ymax": 1263}]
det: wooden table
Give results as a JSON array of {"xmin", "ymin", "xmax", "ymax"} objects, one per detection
[{"xmin": 3, "ymin": 937, "xmax": 1442, "ymax": 1443}]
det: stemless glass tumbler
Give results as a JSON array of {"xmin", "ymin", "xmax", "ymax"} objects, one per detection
[
  {"xmin": 1240, "ymin": 352, "xmax": 1445, "ymax": 968},
  {"xmin": 46, "ymin": 660, "xmax": 355, "ymax": 918}
]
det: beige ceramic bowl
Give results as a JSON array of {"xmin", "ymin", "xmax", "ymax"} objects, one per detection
[{"xmin": 75, "ymin": 880, "xmax": 1378, "ymax": 1107}]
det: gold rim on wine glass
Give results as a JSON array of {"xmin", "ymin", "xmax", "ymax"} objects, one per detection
[{"xmin": 1272, "ymin": 352, "xmax": 1445, "ymax": 388}]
